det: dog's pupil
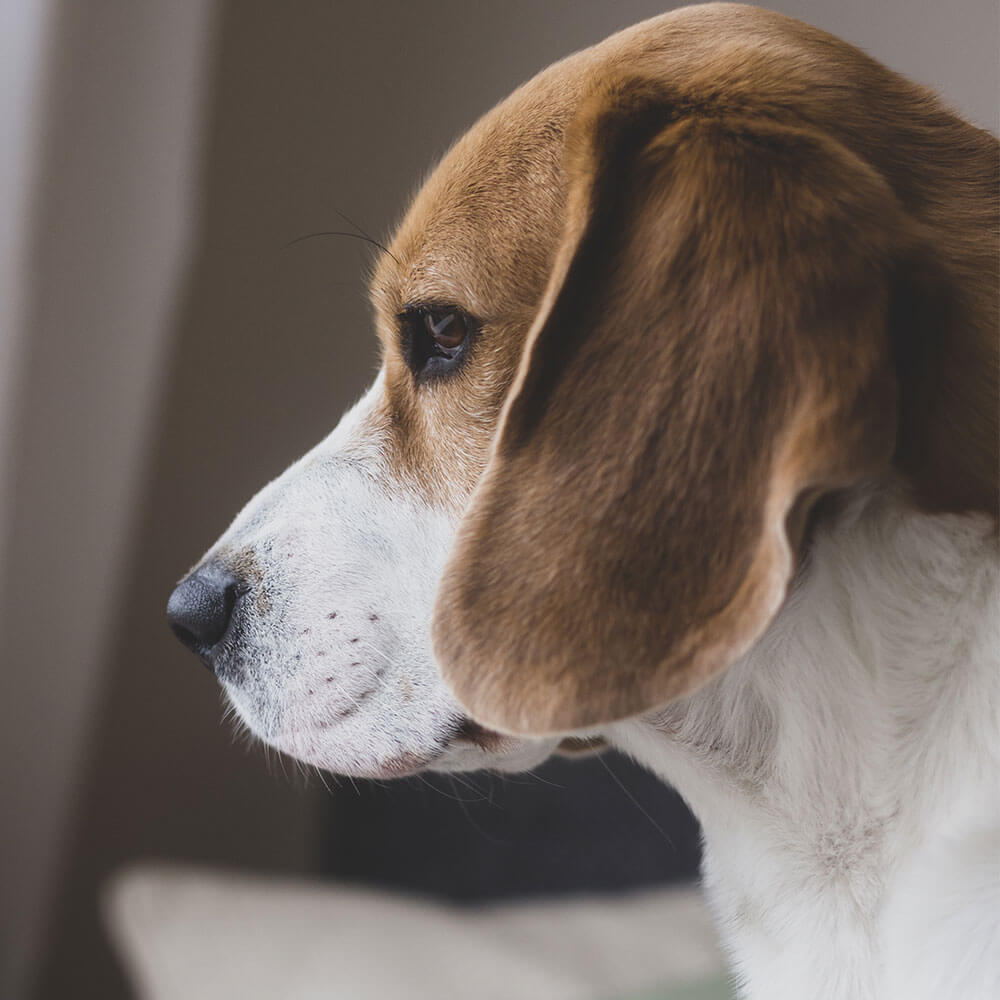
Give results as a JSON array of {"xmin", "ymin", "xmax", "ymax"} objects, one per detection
[{"xmin": 424, "ymin": 310, "xmax": 466, "ymax": 350}]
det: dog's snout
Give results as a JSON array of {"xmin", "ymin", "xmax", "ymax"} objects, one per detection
[{"xmin": 167, "ymin": 562, "xmax": 243, "ymax": 664}]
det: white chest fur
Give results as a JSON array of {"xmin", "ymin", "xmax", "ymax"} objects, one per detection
[{"xmin": 610, "ymin": 488, "xmax": 1000, "ymax": 1000}]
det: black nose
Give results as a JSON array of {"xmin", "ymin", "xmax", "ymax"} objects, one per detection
[{"xmin": 167, "ymin": 562, "xmax": 242, "ymax": 660}]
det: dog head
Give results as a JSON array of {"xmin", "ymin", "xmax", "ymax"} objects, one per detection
[{"xmin": 167, "ymin": 7, "xmax": 997, "ymax": 778}]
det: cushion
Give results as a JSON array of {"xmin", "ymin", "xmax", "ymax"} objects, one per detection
[{"xmin": 104, "ymin": 864, "xmax": 731, "ymax": 1000}]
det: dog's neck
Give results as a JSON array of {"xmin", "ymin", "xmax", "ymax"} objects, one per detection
[{"xmin": 609, "ymin": 484, "xmax": 999, "ymax": 1000}]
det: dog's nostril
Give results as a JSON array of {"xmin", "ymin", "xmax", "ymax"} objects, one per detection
[
  {"xmin": 169, "ymin": 622, "xmax": 199, "ymax": 650},
  {"xmin": 166, "ymin": 562, "xmax": 243, "ymax": 663}
]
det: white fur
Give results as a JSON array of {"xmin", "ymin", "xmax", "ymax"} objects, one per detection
[
  {"xmin": 206, "ymin": 371, "xmax": 998, "ymax": 996},
  {"xmin": 611, "ymin": 488, "xmax": 999, "ymax": 999},
  {"xmin": 206, "ymin": 376, "xmax": 558, "ymax": 779}
]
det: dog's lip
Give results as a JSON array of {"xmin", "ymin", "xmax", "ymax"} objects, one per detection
[
  {"xmin": 362, "ymin": 751, "xmax": 442, "ymax": 779},
  {"xmin": 450, "ymin": 717, "xmax": 510, "ymax": 753}
]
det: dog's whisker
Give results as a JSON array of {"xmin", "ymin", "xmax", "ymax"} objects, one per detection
[
  {"xmin": 597, "ymin": 754, "xmax": 674, "ymax": 850},
  {"xmin": 446, "ymin": 775, "xmax": 504, "ymax": 844},
  {"xmin": 282, "ymin": 229, "xmax": 400, "ymax": 266},
  {"xmin": 331, "ymin": 208, "xmax": 397, "ymax": 264},
  {"xmin": 312, "ymin": 765, "xmax": 336, "ymax": 795},
  {"xmin": 415, "ymin": 772, "xmax": 484, "ymax": 808},
  {"xmin": 522, "ymin": 768, "xmax": 565, "ymax": 791},
  {"xmin": 444, "ymin": 771, "xmax": 491, "ymax": 803}
]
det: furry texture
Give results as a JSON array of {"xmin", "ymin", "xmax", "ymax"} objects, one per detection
[
  {"xmin": 178, "ymin": 6, "xmax": 999, "ymax": 997},
  {"xmin": 610, "ymin": 489, "xmax": 999, "ymax": 999},
  {"xmin": 434, "ymin": 106, "xmax": 905, "ymax": 731}
]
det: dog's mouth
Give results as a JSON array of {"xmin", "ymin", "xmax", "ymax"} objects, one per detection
[
  {"xmin": 422, "ymin": 715, "xmax": 559, "ymax": 775},
  {"xmin": 450, "ymin": 717, "xmax": 511, "ymax": 753},
  {"xmin": 447, "ymin": 718, "xmax": 608, "ymax": 761},
  {"xmin": 451, "ymin": 718, "xmax": 607, "ymax": 756},
  {"xmin": 352, "ymin": 722, "xmax": 512, "ymax": 780}
]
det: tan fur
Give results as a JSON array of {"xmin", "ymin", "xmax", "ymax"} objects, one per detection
[{"xmin": 364, "ymin": 4, "xmax": 997, "ymax": 734}]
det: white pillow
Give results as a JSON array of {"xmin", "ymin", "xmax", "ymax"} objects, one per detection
[{"xmin": 104, "ymin": 865, "xmax": 730, "ymax": 1000}]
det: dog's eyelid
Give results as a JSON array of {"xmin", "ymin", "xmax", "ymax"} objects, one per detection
[{"xmin": 398, "ymin": 300, "xmax": 474, "ymax": 317}]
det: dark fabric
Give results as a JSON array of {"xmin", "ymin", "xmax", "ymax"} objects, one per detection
[{"xmin": 323, "ymin": 752, "xmax": 701, "ymax": 901}]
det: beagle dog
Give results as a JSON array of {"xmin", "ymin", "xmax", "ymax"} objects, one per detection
[{"xmin": 167, "ymin": 5, "xmax": 999, "ymax": 998}]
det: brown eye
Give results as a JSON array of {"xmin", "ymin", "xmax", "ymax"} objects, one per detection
[
  {"xmin": 400, "ymin": 305, "xmax": 478, "ymax": 380},
  {"xmin": 423, "ymin": 309, "xmax": 467, "ymax": 350}
]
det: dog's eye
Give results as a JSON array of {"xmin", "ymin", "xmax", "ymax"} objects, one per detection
[
  {"xmin": 423, "ymin": 309, "xmax": 467, "ymax": 350},
  {"xmin": 400, "ymin": 305, "xmax": 476, "ymax": 380}
]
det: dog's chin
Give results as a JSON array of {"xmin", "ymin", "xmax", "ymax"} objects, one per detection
[
  {"xmin": 226, "ymin": 682, "xmax": 559, "ymax": 780},
  {"xmin": 265, "ymin": 723, "xmax": 558, "ymax": 779},
  {"xmin": 255, "ymin": 724, "xmax": 451, "ymax": 780},
  {"xmin": 431, "ymin": 726, "xmax": 561, "ymax": 774},
  {"xmin": 257, "ymin": 731, "xmax": 557, "ymax": 780},
  {"xmin": 267, "ymin": 733, "xmax": 557, "ymax": 780}
]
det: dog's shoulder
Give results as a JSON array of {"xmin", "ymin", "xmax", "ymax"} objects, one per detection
[{"xmin": 614, "ymin": 487, "xmax": 999, "ymax": 998}]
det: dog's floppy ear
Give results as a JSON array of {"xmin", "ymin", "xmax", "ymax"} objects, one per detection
[{"xmin": 433, "ymin": 83, "xmax": 907, "ymax": 735}]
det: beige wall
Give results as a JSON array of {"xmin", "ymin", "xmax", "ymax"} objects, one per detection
[{"xmin": 2, "ymin": 2, "xmax": 994, "ymax": 998}]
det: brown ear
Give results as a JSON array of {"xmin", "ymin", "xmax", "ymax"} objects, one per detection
[{"xmin": 432, "ymin": 85, "xmax": 907, "ymax": 735}]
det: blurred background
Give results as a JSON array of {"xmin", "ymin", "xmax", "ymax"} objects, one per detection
[{"xmin": 1, "ymin": 2, "xmax": 996, "ymax": 998}]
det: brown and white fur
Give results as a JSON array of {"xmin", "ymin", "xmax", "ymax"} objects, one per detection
[{"xmin": 173, "ymin": 6, "xmax": 999, "ymax": 998}]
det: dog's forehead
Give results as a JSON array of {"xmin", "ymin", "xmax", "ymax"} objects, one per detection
[{"xmin": 374, "ymin": 83, "xmax": 581, "ymax": 319}]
